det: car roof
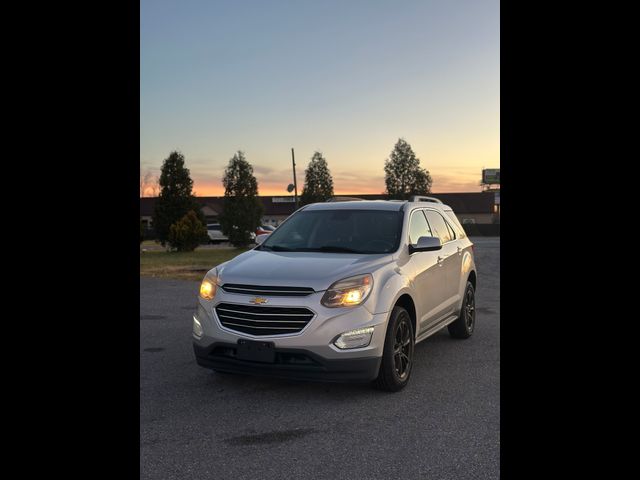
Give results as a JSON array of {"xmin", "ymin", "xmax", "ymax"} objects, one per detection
[
  {"xmin": 302, "ymin": 200, "xmax": 453, "ymax": 212},
  {"xmin": 407, "ymin": 201, "xmax": 453, "ymax": 211},
  {"xmin": 303, "ymin": 200, "xmax": 403, "ymax": 211}
]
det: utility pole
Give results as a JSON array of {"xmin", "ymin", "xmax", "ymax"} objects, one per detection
[{"xmin": 291, "ymin": 148, "xmax": 298, "ymax": 209}]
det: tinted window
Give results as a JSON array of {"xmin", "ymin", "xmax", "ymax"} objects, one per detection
[
  {"xmin": 260, "ymin": 209, "xmax": 403, "ymax": 254},
  {"xmin": 444, "ymin": 210, "xmax": 466, "ymax": 238},
  {"xmin": 207, "ymin": 225, "xmax": 221, "ymax": 231},
  {"xmin": 445, "ymin": 220, "xmax": 456, "ymax": 241},
  {"xmin": 408, "ymin": 210, "xmax": 433, "ymax": 244},
  {"xmin": 424, "ymin": 210, "xmax": 452, "ymax": 243}
]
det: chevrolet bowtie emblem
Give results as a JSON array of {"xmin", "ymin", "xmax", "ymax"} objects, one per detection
[{"xmin": 250, "ymin": 297, "xmax": 269, "ymax": 305}]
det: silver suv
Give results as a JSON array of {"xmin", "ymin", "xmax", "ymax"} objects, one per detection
[{"xmin": 193, "ymin": 197, "xmax": 477, "ymax": 391}]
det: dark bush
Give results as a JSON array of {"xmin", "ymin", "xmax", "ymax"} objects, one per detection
[{"xmin": 167, "ymin": 210, "xmax": 207, "ymax": 252}]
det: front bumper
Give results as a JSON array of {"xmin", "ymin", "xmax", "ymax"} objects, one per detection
[
  {"xmin": 192, "ymin": 290, "xmax": 389, "ymax": 383},
  {"xmin": 194, "ymin": 342, "xmax": 381, "ymax": 382}
]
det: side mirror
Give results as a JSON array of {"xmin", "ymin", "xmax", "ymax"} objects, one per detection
[
  {"xmin": 255, "ymin": 233, "xmax": 270, "ymax": 245},
  {"xmin": 409, "ymin": 236, "xmax": 442, "ymax": 254}
]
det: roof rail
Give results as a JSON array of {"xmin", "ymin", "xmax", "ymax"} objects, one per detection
[
  {"xmin": 409, "ymin": 195, "xmax": 442, "ymax": 204},
  {"xmin": 326, "ymin": 196, "xmax": 365, "ymax": 202}
]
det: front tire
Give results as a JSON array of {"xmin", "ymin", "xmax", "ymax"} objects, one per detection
[
  {"xmin": 448, "ymin": 281, "xmax": 476, "ymax": 339},
  {"xmin": 373, "ymin": 306, "xmax": 414, "ymax": 392}
]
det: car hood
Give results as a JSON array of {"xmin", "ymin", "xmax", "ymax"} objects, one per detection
[{"xmin": 217, "ymin": 249, "xmax": 394, "ymax": 291}]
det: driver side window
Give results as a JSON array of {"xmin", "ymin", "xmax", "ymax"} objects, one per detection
[{"xmin": 408, "ymin": 210, "xmax": 433, "ymax": 244}]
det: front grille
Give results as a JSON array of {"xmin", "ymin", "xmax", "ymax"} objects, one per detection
[
  {"xmin": 215, "ymin": 302, "xmax": 315, "ymax": 336},
  {"xmin": 220, "ymin": 284, "xmax": 315, "ymax": 297}
]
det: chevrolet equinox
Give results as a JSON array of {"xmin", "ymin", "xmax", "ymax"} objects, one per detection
[{"xmin": 193, "ymin": 197, "xmax": 477, "ymax": 391}]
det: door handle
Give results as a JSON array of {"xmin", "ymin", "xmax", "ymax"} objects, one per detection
[{"xmin": 437, "ymin": 255, "xmax": 444, "ymax": 265}]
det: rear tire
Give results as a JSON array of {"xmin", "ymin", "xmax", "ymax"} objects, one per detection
[
  {"xmin": 373, "ymin": 306, "xmax": 414, "ymax": 392},
  {"xmin": 448, "ymin": 281, "xmax": 476, "ymax": 339}
]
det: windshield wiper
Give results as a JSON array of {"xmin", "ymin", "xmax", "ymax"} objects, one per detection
[
  {"xmin": 312, "ymin": 246, "xmax": 364, "ymax": 253},
  {"xmin": 261, "ymin": 244, "xmax": 296, "ymax": 252},
  {"xmin": 262, "ymin": 245, "xmax": 366, "ymax": 253}
]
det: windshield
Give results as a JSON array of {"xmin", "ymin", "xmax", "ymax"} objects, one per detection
[{"xmin": 259, "ymin": 209, "xmax": 403, "ymax": 254}]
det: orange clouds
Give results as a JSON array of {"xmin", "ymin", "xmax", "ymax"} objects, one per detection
[{"xmin": 191, "ymin": 169, "xmax": 483, "ymax": 196}]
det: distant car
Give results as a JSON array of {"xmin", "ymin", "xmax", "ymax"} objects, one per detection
[
  {"xmin": 256, "ymin": 225, "xmax": 276, "ymax": 236},
  {"xmin": 209, "ymin": 223, "xmax": 257, "ymax": 243},
  {"xmin": 206, "ymin": 224, "xmax": 228, "ymax": 243}
]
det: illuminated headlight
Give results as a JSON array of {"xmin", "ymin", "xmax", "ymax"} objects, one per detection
[
  {"xmin": 321, "ymin": 274, "xmax": 373, "ymax": 308},
  {"xmin": 193, "ymin": 316, "xmax": 204, "ymax": 338},
  {"xmin": 334, "ymin": 326, "xmax": 374, "ymax": 349},
  {"xmin": 199, "ymin": 269, "xmax": 219, "ymax": 300}
]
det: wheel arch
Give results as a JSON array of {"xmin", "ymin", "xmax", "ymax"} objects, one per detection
[
  {"xmin": 393, "ymin": 293, "xmax": 417, "ymax": 340},
  {"xmin": 467, "ymin": 269, "xmax": 477, "ymax": 290}
]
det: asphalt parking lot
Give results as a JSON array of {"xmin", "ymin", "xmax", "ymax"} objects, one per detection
[{"xmin": 140, "ymin": 237, "xmax": 500, "ymax": 479}]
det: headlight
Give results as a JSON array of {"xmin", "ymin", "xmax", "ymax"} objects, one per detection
[
  {"xmin": 199, "ymin": 269, "xmax": 219, "ymax": 300},
  {"xmin": 321, "ymin": 274, "xmax": 373, "ymax": 308}
]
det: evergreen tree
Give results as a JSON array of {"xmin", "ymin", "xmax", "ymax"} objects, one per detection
[
  {"xmin": 384, "ymin": 139, "xmax": 433, "ymax": 200},
  {"xmin": 219, "ymin": 151, "xmax": 264, "ymax": 246},
  {"xmin": 300, "ymin": 151, "xmax": 334, "ymax": 205},
  {"xmin": 152, "ymin": 151, "xmax": 204, "ymax": 246}
]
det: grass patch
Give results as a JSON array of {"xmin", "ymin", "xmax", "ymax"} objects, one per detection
[{"xmin": 140, "ymin": 247, "xmax": 249, "ymax": 281}]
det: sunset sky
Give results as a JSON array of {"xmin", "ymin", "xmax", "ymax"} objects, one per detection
[{"xmin": 140, "ymin": 0, "xmax": 499, "ymax": 196}]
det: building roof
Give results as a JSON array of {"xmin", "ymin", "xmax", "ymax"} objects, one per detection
[
  {"xmin": 140, "ymin": 192, "xmax": 496, "ymax": 217},
  {"xmin": 415, "ymin": 193, "xmax": 495, "ymax": 214},
  {"xmin": 339, "ymin": 193, "xmax": 496, "ymax": 213},
  {"xmin": 140, "ymin": 196, "xmax": 298, "ymax": 217}
]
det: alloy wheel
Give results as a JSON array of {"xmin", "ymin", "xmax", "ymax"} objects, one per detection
[
  {"xmin": 393, "ymin": 316, "xmax": 413, "ymax": 380},
  {"xmin": 464, "ymin": 288, "xmax": 475, "ymax": 331}
]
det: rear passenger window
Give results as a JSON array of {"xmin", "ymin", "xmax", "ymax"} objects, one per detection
[
  {"xmin": 424, "ymin": 210, "xmax": 453, "ymax": 244},
  {"xmin": 445, "ymin": 220, "xmax": 456, "ymax": 241},
  {"xmin": 408, "ymin": 210, "xmax": 433, "ymax": 244},
  {"xmin": 444, "ymin": 210, "xmax": 466, "ymax": 238}
]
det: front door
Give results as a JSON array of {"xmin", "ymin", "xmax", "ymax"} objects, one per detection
[
  {"xmin": 406, "ymin": 209, "xmax": 450, "ymax": 333},
  {"xmin": 424, "ymin": 209, "xmax": 461, "ymax": 314}
]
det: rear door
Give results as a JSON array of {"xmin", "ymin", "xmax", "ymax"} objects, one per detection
[
  {"xmin": 406, "ymin": 209, "xmax": 450, "ymax": 333},
  {"xmin": 423, "ymin": 209, "xmax": 460, "ymax": 315}
]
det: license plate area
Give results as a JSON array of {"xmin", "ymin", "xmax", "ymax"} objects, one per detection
[{"xmin": 236, "ymin": 339, "xmax": 276, "ymax": 363}]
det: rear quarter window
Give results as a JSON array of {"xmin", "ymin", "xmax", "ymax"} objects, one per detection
[{"xmin": 443, "ymin": 210, "xmax": 466, "ymax": 238}]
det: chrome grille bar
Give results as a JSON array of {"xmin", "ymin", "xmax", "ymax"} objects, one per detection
[{"xmin": 215, "ymin": 302, "xmax": 315, "ymax": 336}]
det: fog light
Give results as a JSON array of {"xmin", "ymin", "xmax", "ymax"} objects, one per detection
[
  {"xmin": 193, "ymin": 316, "xmax": 203, "ymax": 338},
  {"xmin": 334, "ymin": 326, "xmax": 374, "ymax": 349}
]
